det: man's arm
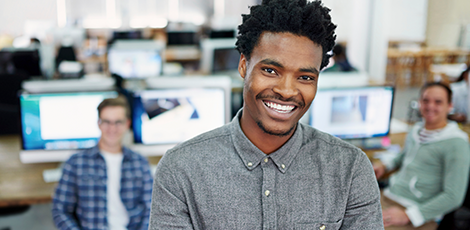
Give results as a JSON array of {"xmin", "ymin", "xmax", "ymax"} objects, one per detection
[
  {"xmin": 342, "ymin": 151, "xmax": 384, "ymax": 229},
  {"xmin": 148, "ymin": 156, "xmax": 194, "ymax": 230},
  {"xmin": 138, "ymin": 157, "xmax": 154, "ymax": 230},
  {"xmin": 405, "ymin": 140, "xmax": 470, "ymax": 227},
  {"xmin": 51, "ymin": 159, "xmax": 80, "ymax": 230},
  {"xmin": 374, "ymin": 133, "xmax": 413, "ymax": 179}
]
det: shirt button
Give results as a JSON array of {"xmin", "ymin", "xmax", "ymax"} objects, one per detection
[
  {"xmin": 264, "ymin": 158, "xmax": 268, "ymax": 163},
  {"xmin": 319, "ymin": 225, "xmax": 325, "ymax": 230},
  {"xmin": 265, "ymin": 190, "xmax": 270, "ymax": 196},
  {"xmin": 281, "ymin": 164, "xmax": 285, "ymax": 169},
  {"xmin": 247, "ymin": 162, "xmax": 253, "ymax": 167}
]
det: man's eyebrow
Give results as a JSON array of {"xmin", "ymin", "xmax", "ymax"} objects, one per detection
[
  {"xmin": 260, "ymin": 59, "xmax": 284, "ymax": 68},
  {"xmin": 299, "ymin": 67, "xmax": 319, "ymax": 75},
  {"xmin": 260, "ymin": 58, "xmax": 319, "ymax": 75}
]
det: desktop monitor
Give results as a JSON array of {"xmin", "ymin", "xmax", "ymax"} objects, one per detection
[
  {"xmin": 200, "ymin": 38, "xmax": 238, "ymax": 74},
  {"xmin": 309, "ymin": 86, "xmax": 394, "ymax": 139},
  {"xmin": 209, "ymin": 29, "xmax": 236, "ymax": 39},
  {"xmin": 0, "ymin": 50, "xmax": 13, "ymax": 74},
  {"xmin": 113, "ymin": 30, "xmax": 143, "ymax": 40},
  {"xmin": 167, "ymin": 31, "xmax": 198, "ymax": 46},
  {"xmin": 212, "ymin": 48, "xmax": 240, "ymax": 73},
  {"xmin": 108, "ymin": 40, "xmax": 164, "ymax": 79},
  {"xmin": 0, "ymin": 48, "xmax": 41, "ymax": 77},
  {"xmin": 19, "ymin": 91, "xmax": 118, "ymax": 163},
  {"xmin": 133, "ymin": 76, "xmax": 231, "ymax": 148}
]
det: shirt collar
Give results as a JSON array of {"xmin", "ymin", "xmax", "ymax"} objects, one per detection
[{"xmin": 230, "ymin": 109, "xmax": 304, "ymax": 173}]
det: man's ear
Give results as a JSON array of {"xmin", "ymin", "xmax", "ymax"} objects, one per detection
[{"xmin": 238, "ymin": 54, "xmax": 247, "ymax": 79}]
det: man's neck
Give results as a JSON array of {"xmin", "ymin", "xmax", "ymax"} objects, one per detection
[
  {"xmin": 239, "ymin": 117, "xmax": 294, "ymax": 155},
  {"xmin": 424, "ymin": 120, "xmax": 447, "ymax": 130},
  {"xmin": 98, "ymin": 141, "xmax": 122, "ymax": 154}
]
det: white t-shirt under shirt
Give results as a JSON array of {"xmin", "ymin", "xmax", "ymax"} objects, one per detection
[{"xmin": 100, "ymin": 150, "xmax": 129, "ymax": 230}]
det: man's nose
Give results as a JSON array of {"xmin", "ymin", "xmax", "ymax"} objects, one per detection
[{"xmin": 272, "ymin": 76, "xmax": 298, "ymax": 99}]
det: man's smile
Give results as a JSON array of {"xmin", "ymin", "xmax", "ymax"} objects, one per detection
[{"xmin": 263, "ymin": 100, "xmax": 296, "ymax": 113}]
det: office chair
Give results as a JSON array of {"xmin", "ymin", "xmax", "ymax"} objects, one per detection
[
  {"xmin": 11, "ymin": 50, "xmax": 42, "ymax": 77},
  {"xmin": 55, "ymin": 46, "xmax": 76, "ymax": 70}
]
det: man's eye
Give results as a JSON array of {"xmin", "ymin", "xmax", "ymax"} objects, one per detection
[
  {"xmin": 263, "ymin": 68, "xmax": 276, "ymax": 74},
  {"xmin": 300, "ymin": 76, "xmax": 314, "ymax": 81}
]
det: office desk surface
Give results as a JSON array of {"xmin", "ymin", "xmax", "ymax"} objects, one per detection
[
  {"xmin": 0, "ymin": 124, "xmax": 468, "ymax": 207},
  {"xmin": 0, "ymin": 135, "xmax": 162, "ymax": 208}
]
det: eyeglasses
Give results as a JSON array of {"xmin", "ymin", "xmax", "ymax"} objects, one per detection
[{"xmin": 98, "ymin": 119, "xmax": 127, "ymax": 127}]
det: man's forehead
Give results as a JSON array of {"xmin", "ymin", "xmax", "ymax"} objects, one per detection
[
  {"xmin": 100, "ymin": 106, "xmax": 127, "ymax": 116},
  {"xmin": 256, "ymin": 32, "xmax": 321, "ymax": 48},
  {"xmin": 421, "ymin": 86, "xmax": 449, "ymax": 100},
  {"xmin": 250, "ymin": 32, "xmax": 323, "ymax": 67}
]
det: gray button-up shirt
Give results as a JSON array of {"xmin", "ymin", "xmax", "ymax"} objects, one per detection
[{"xmin": 150, "ymin": 111, "xmax": 383, "ymax": 229}]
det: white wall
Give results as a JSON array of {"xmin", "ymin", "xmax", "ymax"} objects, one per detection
[
  {"xmin": 387, "ymin": 0, "xmax": 428, "ymax": 42},
  {"xmin": 426, "ymin": 0, "xmax": 470, "ymax": 47},
  {"xmin": 0, "ymin": 0, "xmax": 57, "ymax": 36}
]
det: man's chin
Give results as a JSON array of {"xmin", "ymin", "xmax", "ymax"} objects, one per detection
[
  {"xmin": 100, "ymin": 138, "xmax": 121, "ymax": 147},
  {"xmin": 256, "ymin": 121, "xmax": 296, "ymax": 137}
]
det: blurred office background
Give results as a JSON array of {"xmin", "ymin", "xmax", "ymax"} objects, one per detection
[{"xmin": 1, "ymin": 0, "xmax": 470, "ymax": 229}]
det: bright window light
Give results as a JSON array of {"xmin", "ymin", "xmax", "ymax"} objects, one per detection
[{"xmin": 56, "ymin": 0, "xmax": 67, "ymax": 27}]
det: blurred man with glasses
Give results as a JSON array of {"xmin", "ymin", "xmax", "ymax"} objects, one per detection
[{"xmin": 52, "ymin": 96, "xmax": 153, "ymax": 230}]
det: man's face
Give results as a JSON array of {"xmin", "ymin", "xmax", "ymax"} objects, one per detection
[
  {"xmin": 238, "ymin": 32, "xmax": 323, "ymax": 136},
  {"xmin": 98, "ymin": 106, "xmax": 130, "ymax": 147},
  {"xmin": 419, "ymin": 86, "xmax": 452, "ymax": 128}
]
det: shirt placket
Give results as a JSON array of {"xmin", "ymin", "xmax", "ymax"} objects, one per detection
[{"xmin": 261, "ymin": 156, "xmax": 277, "ymax": 230}]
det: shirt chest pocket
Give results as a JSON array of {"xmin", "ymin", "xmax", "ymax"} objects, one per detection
[{"xmin": 294, "ymin": 220, "xmax": 343, "ymax": 230}]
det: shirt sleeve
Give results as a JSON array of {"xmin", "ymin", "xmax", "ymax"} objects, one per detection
[
  {"xmin": 138, "ymin": 157, "xmax": 154, "ymax": 230},
  {"xmin": 406, "ymin": 139, "xmax": 470, "ymax": 227},
  {"xmin": 341, "ymin": 150, "xmax": 384, "ymax": 229},
  {"xmin": 148, "ymin": 155, "xmax": 194, "ymax": 230},
  {"xmin": 52, "ymin": 157, "xmax": 80, "ymax": 230}
]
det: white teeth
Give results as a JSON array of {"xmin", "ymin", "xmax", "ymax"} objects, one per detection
[{"xmin": 265, "ymin": 101, "xmax": 295, "ymax": 113}]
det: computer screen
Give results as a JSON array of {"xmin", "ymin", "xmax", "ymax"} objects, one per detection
[
  {"xmin": 132, "ymin": 88, "xmax": 225, "ymax": 145},
  {"xmin": 108, "ymin": 49, "xmax": 162, "ymax": 79},
  {"xmin": 167, "ymin": 31, "xmax": 198, "ymax": 46},
  {"xmin": 200, "ymin": 38, "xmax": 237, "ymax": 74},
  {"xmin": 132, "ymin": 88, "xmax": 226, "ymax": 145},
  {"xmin": 212, "ymin": 48, "xmax": 240, "ymax": 73},
  {"xmin": 210, "ymin": 29, "xmax": 236, "ymax": 39},
  {"xmin": 0, "ymin": 50, "xmax": 13, "ymax": 74},
  {"xmin": 19, "ymin": 91, "xmax": 118, "ymax": 162},
  {"xmin": 309, "ymin": 86, "xmax": 394, "ymax": 139},
  {"xmin": 113, "ymin": 30, "xmax": 143, "ymax": 40},
  {"xmin": 0, "ymin": 49, "xmax": 41, "ymax": 77}
]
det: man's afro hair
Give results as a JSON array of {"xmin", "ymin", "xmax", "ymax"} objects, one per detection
[{"xmin": 236, "ymin": 0, "xmax": 337, "ymax": 70}]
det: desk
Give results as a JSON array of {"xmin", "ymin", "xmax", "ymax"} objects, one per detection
[
  {"xmin": 0, "ymin": 125, "xmax": 468, "ymax": 207},
  {"xmin": 0, "ymin": 135, "xmax": 162, "ymax": 208}
]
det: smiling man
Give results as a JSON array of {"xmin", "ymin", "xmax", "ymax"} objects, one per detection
[
  {"xmin": 374, "ymin": 82, "xmax": 470, "ymax": 229},
  {"xmin": 52, "ymin": 97, "xmax": 153, "ymax": 230},
  {"xmin": 149, "ymin": 0, "xmax": 383, "ymax": 229}
]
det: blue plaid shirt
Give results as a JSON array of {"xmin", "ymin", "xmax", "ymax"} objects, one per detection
[{"xmin": 52, "ymin": 145, "xmax": 153, "ymax": 230}]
